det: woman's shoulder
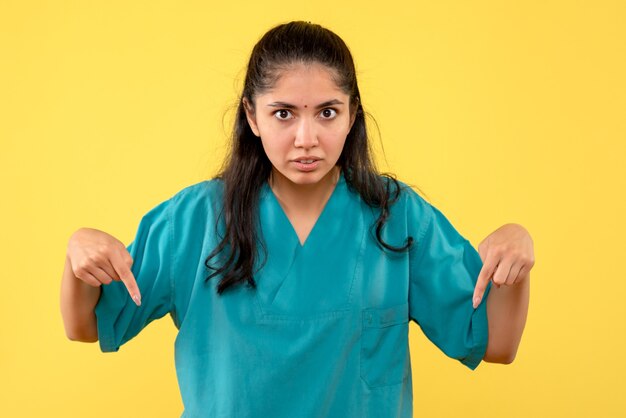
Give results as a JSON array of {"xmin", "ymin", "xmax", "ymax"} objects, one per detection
[
  {"xmin": 165, "ymin": 177, "xmax": 225, "ymax": 213},
  {"xmin": 378, "ymin": 175, "xmax": 430, "ymax": 209},
  {"xmin": 173, "ymin": 177, "xmax": 223, "ymax": 198},
  {"xmin": 380, "ymin": 175, "xmax": 436, "ymax": 232}
]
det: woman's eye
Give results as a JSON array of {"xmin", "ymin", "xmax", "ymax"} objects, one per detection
[
  {"xmin": 274, "ymin": 109, "xmax": 293, "ymax": 120},
  {"xmin": 320, "ymin": 108, "xmax": 337, "ymax": 119}
]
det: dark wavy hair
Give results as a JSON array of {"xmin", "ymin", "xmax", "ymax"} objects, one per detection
[{"xmin": 205, "ymin": 21, "xmax": 415, "ymax": 294}]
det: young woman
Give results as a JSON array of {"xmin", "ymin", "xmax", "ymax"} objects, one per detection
[{"xmin": 61, "ymin": 21, "xmax": 534, "ymax": 417}]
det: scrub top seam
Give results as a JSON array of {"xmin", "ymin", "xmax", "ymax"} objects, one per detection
[
  {"xmin": 167, "ymin": 194, "xmax": 176, "ymax": 323},
  {"xmin": 410, "ymin": 198, "xmax": 435, "ymax": 269},
  {"xmin": 346, "ymin": 204, "xmax": 367, "ymax": 307}
]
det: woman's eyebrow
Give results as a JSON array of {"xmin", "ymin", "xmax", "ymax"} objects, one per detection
[{"xmin": 266, "ymin": 99, "xmax": 344, "ymax": 110}]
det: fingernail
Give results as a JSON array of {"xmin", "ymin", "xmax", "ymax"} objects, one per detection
[
  {"xmin": 473, "ymin": 296, "xmax": 481, "ymax": 309},
  {"xmin": 132, "ymin": 294, "xmax": 142, "ymax": 306}
]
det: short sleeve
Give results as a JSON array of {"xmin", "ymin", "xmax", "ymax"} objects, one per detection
[
  {"xmin": 95, "ymin": 197, "xmax": 174, "ymax": 352},
  {"xmin": 407, "ymin": 192, "xmax": 492, "ymax": 370}
]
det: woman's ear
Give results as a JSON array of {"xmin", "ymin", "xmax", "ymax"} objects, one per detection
[
  {"xmin": 348, "ymin": 97, "xmax": 359, "ymax": 131},
  {"xmin": 243, "ymin": 98, "xmax": 260, "ymax": 137}
]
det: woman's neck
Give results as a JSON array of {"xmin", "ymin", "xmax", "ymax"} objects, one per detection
[{"xmin": 269, "ymin": 166, "xmax": 340, "ymax": 214}]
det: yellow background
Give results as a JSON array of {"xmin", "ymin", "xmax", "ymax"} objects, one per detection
[{"xmin": 1, "ymin": 0, "xmax": 624, "ymax": 416}]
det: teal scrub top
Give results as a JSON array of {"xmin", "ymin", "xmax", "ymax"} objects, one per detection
[{"xmin": 95, "ymin": 172, "xmax": 491, "ymax": 418}]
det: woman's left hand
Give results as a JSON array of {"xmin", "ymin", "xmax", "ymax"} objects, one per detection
[{"xmin": 472, "ymin": 223, "xmax": 535, "ymax": 308}]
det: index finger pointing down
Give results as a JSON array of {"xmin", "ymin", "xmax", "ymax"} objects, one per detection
[
  {"xmin": 472, "ymin": 263, "xmax": 494, "ymax": 309},
  {"xmin": 110, "ymin": 250, "xmax": 142, "ymax": 306}
]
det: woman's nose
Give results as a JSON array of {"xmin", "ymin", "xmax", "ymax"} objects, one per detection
[{"xmin": 293, "ymin": 118, "xmax": 319, "ymax": 149}]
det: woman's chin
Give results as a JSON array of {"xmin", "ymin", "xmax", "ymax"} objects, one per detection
[{"xmin": 274, "ymin": 167, "xmax": 335, "ymax": 187}]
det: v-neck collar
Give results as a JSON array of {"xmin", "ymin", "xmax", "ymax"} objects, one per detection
[
  {"xmin": 254, "ymin": 170, "xmax": 367, "ymax": 316},
  {"xmin": 260, "ymin": 171, "xmax": 346, "ymax": 248}
]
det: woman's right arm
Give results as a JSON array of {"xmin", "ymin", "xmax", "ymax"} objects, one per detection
[{"xmin": 60, "ymin": 228, "xmax": 141, "ymax": 342}]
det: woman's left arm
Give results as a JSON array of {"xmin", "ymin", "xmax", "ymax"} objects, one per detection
[{"xmin": 472, "ymin": 223, "xmax": 535, "ymax": 364}]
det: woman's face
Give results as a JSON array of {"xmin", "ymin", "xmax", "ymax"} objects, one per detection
[{"xmin": 244, "ymin": 63, "xmax": 355, "ymax": 187}]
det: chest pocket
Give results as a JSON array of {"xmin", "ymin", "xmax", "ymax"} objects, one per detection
[{"xmin": 360, "ymin": 302, "xmax": 410, "ymax": 388}]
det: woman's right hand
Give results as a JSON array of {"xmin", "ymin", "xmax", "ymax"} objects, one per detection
[{"xmin": 67, "ymin": 228, "xmax": 141, "ymax": 306}]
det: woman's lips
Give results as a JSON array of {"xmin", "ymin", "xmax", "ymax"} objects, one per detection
[{"xmin": 292, "ymin": 159, "xmax": 321, "ymax": 171}]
